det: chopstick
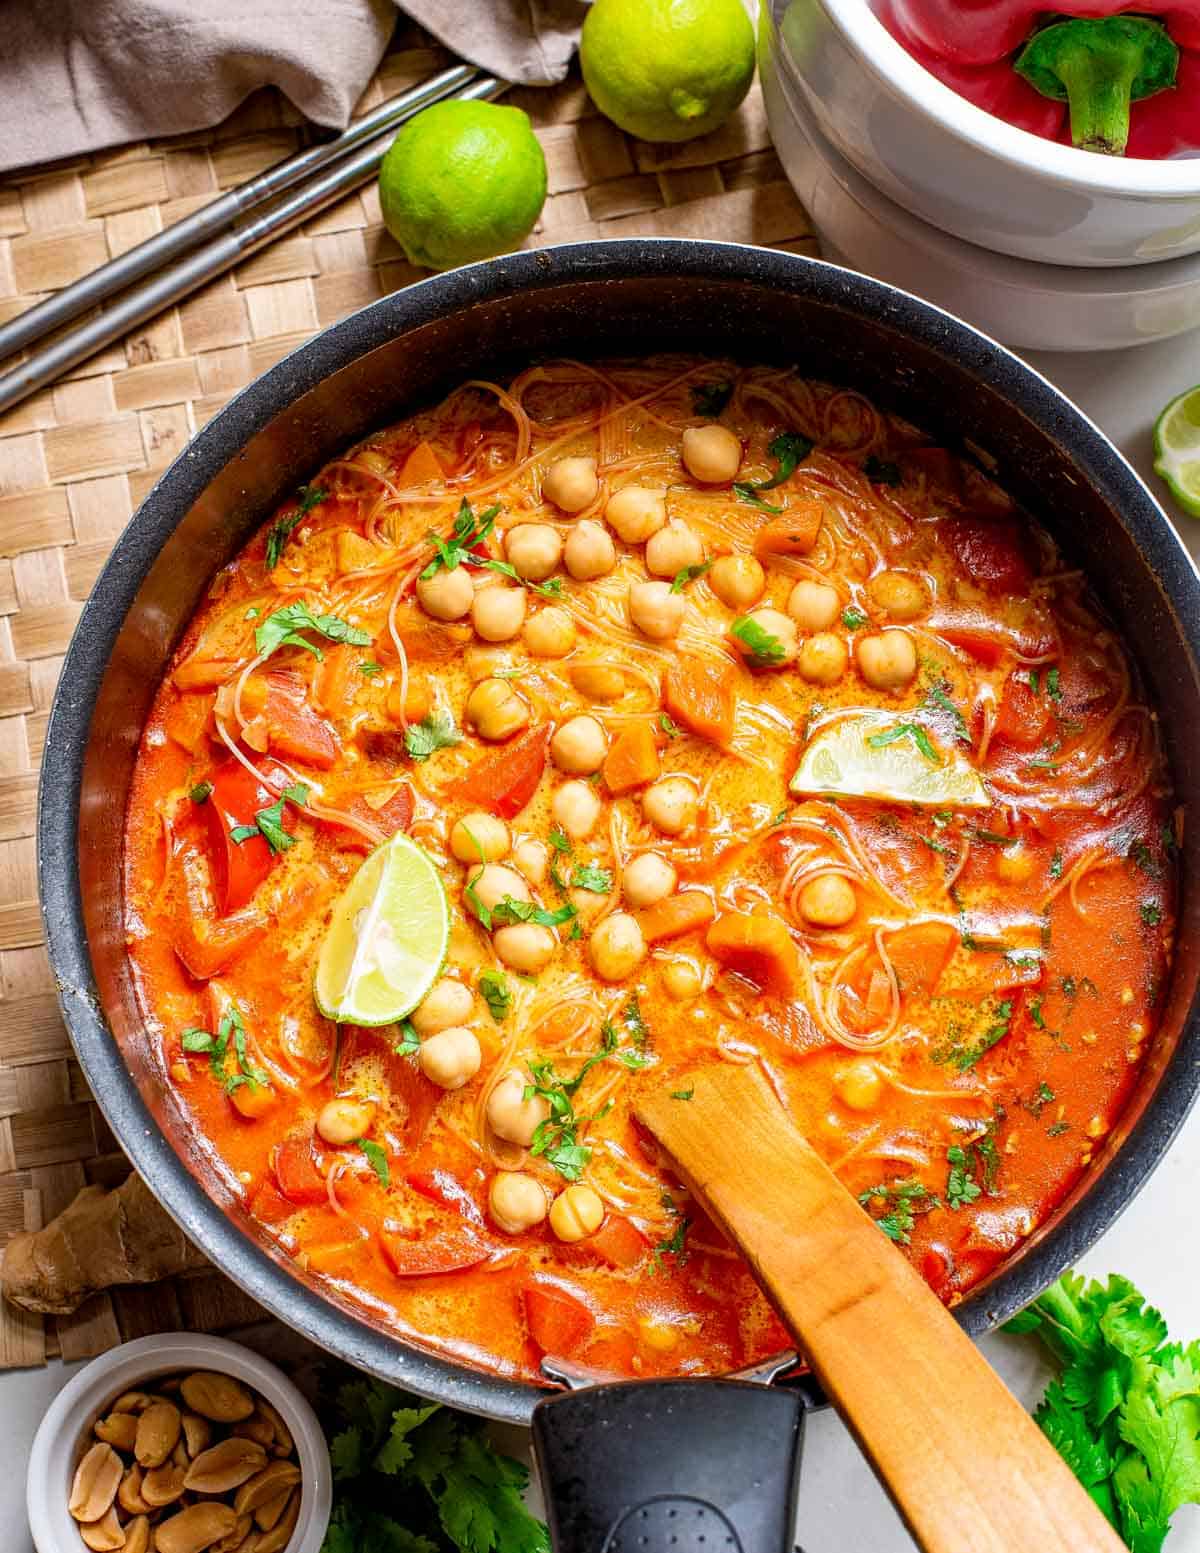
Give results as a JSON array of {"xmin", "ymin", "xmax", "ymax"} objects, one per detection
[{"xmin": 0, "ymin": 71, "xmax": 505, "ymax": 416}]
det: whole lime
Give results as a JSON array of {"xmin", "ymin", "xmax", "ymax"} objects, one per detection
[
  {"xmin": 378, "ymin": 100, "xmax": 548, "ymax": 272},
  {"xmin": 580, "ymin": 0, "xmax": 756, "ymax": 144}
]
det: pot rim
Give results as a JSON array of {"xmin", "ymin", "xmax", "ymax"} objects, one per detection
[
  {"xmin": 811, "ymin": 0, "xmax": 1200, "ymax": 199},
  {"xmin": 37, "ymin": 238, "xmax": 1200, "ymax": 1424}
]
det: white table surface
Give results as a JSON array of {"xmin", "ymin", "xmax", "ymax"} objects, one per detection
[{"xmin": 8, "ymin": 328, "xmax": 1200, "ymax": 1552}]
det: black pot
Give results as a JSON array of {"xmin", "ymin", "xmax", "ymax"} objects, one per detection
[{"xmin": 38, "ymin": 240, "xmax": 1200, "ymax": 1548}]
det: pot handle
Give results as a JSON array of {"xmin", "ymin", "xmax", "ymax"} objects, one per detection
[{"xmin": 531, "ymin": 1376, "xmax": 805, "ymax": 1553}]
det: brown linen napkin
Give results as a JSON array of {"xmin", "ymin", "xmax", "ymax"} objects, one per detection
[{"xmin": 0, "ymin": 0, "xmax": 587, "ymax": 176}]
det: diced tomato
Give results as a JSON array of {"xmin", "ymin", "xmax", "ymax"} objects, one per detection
[
  {"xmin": 992, "ymin": 673, "xmax": 1053, "ymax": 751},
  {"xmin": 204, "ymin": 759, "xmax": 291, "ymax": 914},
  {"xmin": 274, "ymin": 1136, "xmax": 328, "ymax": 1205},
  {"xmin": 585, "ymin": 1214, "xmax": 648, "ymax": 1270},
  {"xmin": 454, "ymin": 725, "xmax": 551, "ymax": 819},
  {"xmin": 940, "ymin": 516, "xmax": 1032, "ymax": 594},
  {"xmin": 406, "ymin": 1167, "xmax": 485, "ymax": 1225},
  {"xmin": 523, "ymin": 1281, "xmax": 595, "ymax": 1357},
  {"xmin": 264, "ymin": 673, "xmax": 340, "ymax": 769},
  {"xmin": 248, "ymin": 1181, "xmax": 294, "ymax": 1226},
  {"xmin": 379, "ymin": 1226, "xmax": 494, "ymax": 1278}
]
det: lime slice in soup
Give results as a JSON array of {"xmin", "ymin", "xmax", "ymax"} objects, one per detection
[
  {"xmin": 1154, "ymin": 384, "xmax": 1200, "ymax": 519},
  {"xmin": 315, "ymin": 833, "xmax": 449, "ymax": 1025},
  {"xmin": 790, "ymin": 713, "xmax": 990, "ymax": 808}
]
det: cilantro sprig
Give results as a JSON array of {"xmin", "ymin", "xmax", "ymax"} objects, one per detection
[
  {"xmin": 478, "ymin": 970, "xmax": 510, "ymax": 1023},
  {"xmin": 229, "ymin": 781, "xmax": 309, "ymax": 855},
  {"xmin": 731, "ymin": 614, "xmax": 787, "ymax": 667},
  {"xmin": 323, "ymin": 1370, "xmax": 549, "ymax": 1553},
  {"xmin": 405, "ymin": 709, "xmax": 462, "ymax": 763},
  {"xmin": 857, "ymin": 1178, "xmax": 939, "ymax": 1244},
  {"xmin": 420, "ymin": 499, "xmax": 500, "ymax": 580},
  {"xmin": 524, "ymin": 1021, "xmax": 649, "ymax": 1180},
  {"xmin": 265, "ymin": 483, "xmax": 326, "ymax": 570},
  {"xmin": 670, "ymin": 560, "xmax": 713, "ymax": 594},
  {"xmin": 1006, "ymin": 1271, "xmax": 1200, "ymax": 1551},
  {"xmin": 691, "ymin": 380, "xmax": 733, "ymax": 417},
  {"xmin": 255, "ymin": 602, "xmax": 370, "ymax": 662},
  {"xmin": 867, "ymin": 721, "xmax": 940, "ymax": 765}
]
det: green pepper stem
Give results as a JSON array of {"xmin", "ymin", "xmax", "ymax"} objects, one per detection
[{"xmin": 1015, "ymin": 17, "xmax": 1180, "ymax": 158}]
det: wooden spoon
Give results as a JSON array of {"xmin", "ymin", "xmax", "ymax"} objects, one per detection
[{"xmin": 635, "ymin": 1062, "xmax": 1125, "ymax": 1553}]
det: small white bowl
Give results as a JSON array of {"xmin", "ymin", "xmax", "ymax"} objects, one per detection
[
  {"xmin": 771, "ymin": 0, "xmax": 1200, "ymax": 267},
  {"xmin": 26, "ymin": 1333, "xmax": 332, "ymax": 1553},
  {"xmin": 760, "ymin": 18, "xmax": 1200, "ymax": 351}
]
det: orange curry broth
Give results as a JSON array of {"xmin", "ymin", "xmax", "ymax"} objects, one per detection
[{"xmin": 123, "ymin": 356, "xmax": 1176, "ymax": 1384}]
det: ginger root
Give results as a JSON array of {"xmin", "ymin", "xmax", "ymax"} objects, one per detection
[{"xmin": 2, "ymin": 1172, "xmax": 204, "ymax": 1315}]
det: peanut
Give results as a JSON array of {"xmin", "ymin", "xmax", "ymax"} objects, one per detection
[
  {"xmin": 94, "ymin": 1412, "xmax": 139, "ymax": 1453},
  {"xmin": 254, "ymin": 1399, "xmax": 293, "ymax": 1458},
  {"xmin": 111, "ymin": 1391, "xmax": 156, "ymax": 1415},
  {"xmin": 70, "ymin": 1442, "xmax": 123, "ymax": 1522},
  {"xmin": 234, "ymin": 1460, "xmax": 301, "ymax": 1516},
  {"xmin": 79, "ymin": 1505, "xmax": 125, "ymax": 1552},
  {"xmin": 141, "ymin": 1461, "xmax": 187, "ymax": 1508},
  {"xmin": 253, "ymin": 1489, "xmax": 299, "ymax": 1553},
  {"xmin": 210, "ymin": 1513, "xmax": 254, "ymax": 1553},
  {"xmin": 180, "ymin": 1373, "xmax": 254, "ymax": 1424},
  {"xmin": 253, "ymin": 1488, "xmax": 292, "ymax": 1532},
  {"xmin": 155, "ymin": 1503, "xmax": 239, "ymax": 1553},
  {"xmin": 135, "ymin": 1399, "xmax": 182, "ymax": 1468},
  {"xmin": 183, "ymin": 1438, "xmax": 267, "ymax": 1494},
  {"xmin": 230, "ymin": 1414, "xmax": 273, "ymax": 1450},
  {"xmin": 123, "ymin": 1515, "xmax": 152, "ymax": 1553},
  {"xmin": 118, "ymin": 1465, "xmax": 151, "ymax": 1517},
  {"xmin": 181, "ymin": 1412, "xmax": 212, "ymax": 1458}
]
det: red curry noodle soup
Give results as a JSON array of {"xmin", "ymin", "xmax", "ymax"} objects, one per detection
[{"xmin": 124, "ymin": 357, "xmax": 1176, "ymax": 1383}]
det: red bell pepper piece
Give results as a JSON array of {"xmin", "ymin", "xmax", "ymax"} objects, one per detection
[
  {"xmin": 581, "ymin": 1213, "xmax": 649, "ymax": 1270},
  {"xmin": 203, "ymin": 759, "xmax": 292, "ymax": 914},
  {"xmin": 320, "ymin": 783, "xmax": 414, "ymax": 851},
  {"xmin": 523, "ymin": 1281, "xmax": 595, "ymax": 1357},
  {"xmin": 379, "ymin": 1225, "xmax": 496, "ymax": 1278},
  {"xmin": 940, "ymin": 516, "xmax": 1032, "ymax": 594},
  {"xmin": 274, "ymin": 1136, "xmax": 328, "ymax": 1205},
  {"xmin": 406, "ymin": 1167, "xmax": 485, "ymax": 1226},
  {"xmin": 453, "ymin": 725, "xmax": 552, "ymax": 820},
  {"xmin": 992, "ymin": 672, "xmax": 1053, "ymax": 751},
  {"xmin": 264, "ymin": 672, "xmax": 340, "ymax": 769}
]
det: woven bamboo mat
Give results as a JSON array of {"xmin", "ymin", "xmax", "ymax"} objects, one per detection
[{"xmin": 0, "ymin": 25, "xmax": 817, "ymax": 1370}]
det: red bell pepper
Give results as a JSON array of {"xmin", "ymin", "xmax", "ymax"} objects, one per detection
[
  {"xmin": 877, "ymin": 1, "xmax": 1200, "ymax": 156},
  {"xmin": 204, "ymin": 759, "xmax": 295, "ymax": 913}
]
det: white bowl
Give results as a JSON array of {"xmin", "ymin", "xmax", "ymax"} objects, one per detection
[
  {"xmin": 771, "ymin": 0, "xmax": 1200, "ymax": 267},
  {"xmin": 760, "ymin": 14, "xmax": 1200, "ymax": 350},
  {"xmin": 26, "ymin": 1333, "xmax": 332, "ymax": 1553}
]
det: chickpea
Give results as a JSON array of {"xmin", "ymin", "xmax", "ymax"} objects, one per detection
[
  {"xmin": 552, "ymin": 714, "xmax": 608, "ymax": 775},
  {"xmin": 623, "ymin": 852, "xmax": 677, "ymax": 907},
  {"xmin": 552, "ymin": 779, "xmax": 602, "ymax": 840},
  {"xmin": 489, "ymin": 1171, "xmax": 548, "ymax": 1234},
  {"xmin": 564, "ymin": 519, "xmax": 617, "ymax": 580},
  {"xmin": 316, "ymin": 1097, "xmax": 375, "ymax": 1146},
  {"xmin": 835, "ymin": 1060, "xmax": 884, "ymax": 1111},
  {"xmin": 487, "ymin": 1069, "xmax": 551, "ymax": 1145},
  {"xmin": 606, "ymin": 485, "xmax": 667, "ymax": 544},
  {"xmin": 643, "ymin": 775, "xmax": 698, "ymax": 836},
  {"xmin": 857, "ymin": 629, "xmax": 918, "ymax": 691},
  {"xmin": 411, "ymin": 976, "xmax": 475, "ymax": 1035},
  {"xmin": 787, "ymin": 579, "xmax": 840, "ymax": 631},
  {"xmin": 995, "ymin": 843, "xmax": 1035, "ymax": 884},
  {"xmin": 231, "ymin": 1081, "xmax": 275, "ymax": 1120},
  {"xmin": 799, "ymin": 873, "xmax": 858, "ymax": 928},
  {"xmin": 419, "ymin": 1026, "xmax": 482, "ymax": 1090},
  {"xmin": 681, "ymin": 424, "xmax": 742, "ymax": 485},
  {"xmin": 549, "ymin": 1182, "xmax": 605, "ymax": 1242},
  {"xmin": 543, "ymin": 455, "xmax": 598, "ymax": 513},
  {"xmin": 468, "ymin": 864, "xmax": 530, "ymax": 914},
  {"xmin": 709, "ymin": 554, "xmax": 765, "ymax": 610},
  {"xmin": 416, "ymin": 566, "xmax": 474, "ymax": 622},
  {"xmin": 662, "ymin": 957, "xmax": 703, "ymax": 1000},
  {"xmin": 512, "ymin": 839, "xmax": 549, "ymax": 885},
  {"xmin": 449, "ymin": 813, "xmax": 510, "ymax": 864},
  {"xmin": 471, "ymin": 584, "xmax": 527, "ymax": 643},
  {"xmin": 645, "ymin": 521, "xmax": 704, "ymax": 580},
  {"xmin": 868, "ymin": 570, "xmax": 929, "ymax": 622},
  {"xmin": 629, "ymin": 580, "xmax": 685, "ymax": 641},
  {"xmin": 494, "ymin": 922, "xmax": 557, "ymax": 973},
  {"xmin": 732, "ymin": 608, "xmax": 799, "ymax": 667},
  {"xmin": 524, "ymin": 606, "xmax": 577, "ymax": 659},
  {"xmin": 589, "ymin": 912, "xmax": 646, "ymax": 982},
  {"xmin": 506, "ymin": 523, "xmax": 563, "ymax": 582},
  {"xmin": 465, "ymin": 677, "xmax": 530, "ymax": 741},
  {"xmin": 570, "ymin": 662, "xmax": 625, "ymax": 702},
  {"xmin": 798, "ymin": 632, "xmax": 849, "ymax": 686}
]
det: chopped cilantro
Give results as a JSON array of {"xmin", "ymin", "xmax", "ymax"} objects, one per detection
[
  {"xmin": 1050, "ymin": 848, "xmax": 1064, "ymax": 880},
  {"xmin": 189, "ymin": 780, "xmax": 213, "ymax": 804},
  {"xmin": 1046, "ymin": 666, "xmax": 1062, "ymax": 702},
  {"xmin": 358, "ymin": 661, "xmax": 382, "ymax": 677},
  {"xmin": 933, "ymin": 997, "xmax": 1013, "ymax": 1071},
  {"xmin": 1025, "ymin": 1080, "xmax": 1055, "ymax": 1118},
  {"xmin": 1046, "ymin": 1120, "xmax": 1072, "ymax": 1138},
  {"xmin": 525, "ymin": 1023, "xmax": 644, "ymax": 1180},
  {"xmin": 357, "ymin": 1138, "xmax": 390, "ymax": 1188},
  {"xmin": 181, "ymin": 1002, "xmax": 267, "ymax": 1096},
  {"xmin": 255, "ymin": 601, "xmax": 370, "ymax": 662},
  {"xmin": 405, "ymin": 709, "xmax": 462, "ymax": 762},
  {"xmin": 229, "ymin": 782, "xmax": 307, "ymax": 855},
  {"xmin": 482, "ymin": 557, "xmax": 564, "ymax": 600},
  {"xmin": 420, "ymin": 498, "xmax": 500, "ymax": 580},
  {"xmin": 570, "ymin": 863, "xmax": 612, "ymax": 893},
  {"xmin": 548, "ymin": 826, "xmax": 572, "ymax": 855},
  {"xmin": 670, "ymin": 560, "xmax": 713, "ymax": 594},
  {"xmin": 478, "ymin": 971, "xmax": 510, "ymax": 1023},
  {"xmin": 671, "ymin": 1086, "xmax": 695, "ymax": 1101},
  {"xmin": 924, "ymin": 680, "xmax": 971, "ymax": 744},
  {"xmin": 862, "ymin": 455, "xmax": 902, "ymax": 486},
  {"xmin": 652, "ymin": 1215, "xmax": 691, "ymax": 1272},
  {"xmin": 857, "ymin": 1178, "xmax": 939, "ymax": 1244},
  {"xmin": 842, "ymin": 605, "xmax": 869, "ymax": 631},
  {"xmin": 265, "ymin": 483, "xmax": 326, "ymax": 569},
  {"xmin": 394, "ymin": 1020, "xmax": 420, "ymax": 1057},
  {"xmin": 659, "ymin": 712, "xmax": 680, "ymax": 739},
  {"xmin": 1029, "ymin": 995, "xmax": 1046, "ymax": 1031},
  {"xmin": 731, "ymin": 614, "xmax": 787, "ymax": 667},
  {"xmin": 691, "ymin": 380, "xmax": 734, "ymax": 417},
  {"xmin": 946, "ymin": 1145, "xmax": 984, "ymax": 1210},
  {"xmin": 1141, "ymin": 900, "xmax": 1163, "ymax": 927},
  {"xmin": 867, "ymin": 722, "xmax": 940, "ymax": 764}
]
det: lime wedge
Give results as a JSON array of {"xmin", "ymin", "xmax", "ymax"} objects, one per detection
[
  {"xmin": 1154, "ymin": 384, "xmax": 1200, "ymax": 519},
  {"xmin": 315, "ymin": 833, "xmax": 449, "ymax": 1025},
  {"xmin": 790, "ymin": 712, "xmax": 990, "ymax": 809}
]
